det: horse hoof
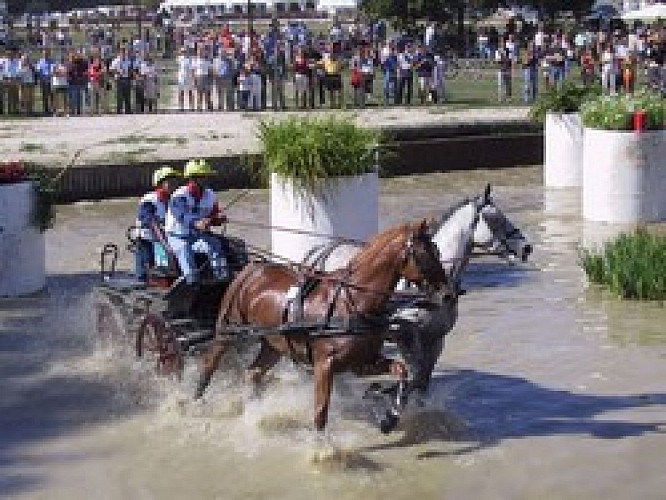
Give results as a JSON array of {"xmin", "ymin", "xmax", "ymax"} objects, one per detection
[{"xmin": 379, "ymin": 411, "xmax": 399, "ymax": 434}]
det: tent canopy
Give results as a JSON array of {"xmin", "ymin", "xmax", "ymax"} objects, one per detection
[{"xmin": 622, "ymin": 3, "xmax": 666, "ymax": 21}]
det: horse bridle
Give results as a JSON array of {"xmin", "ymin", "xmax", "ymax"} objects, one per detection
[
  {"xmin": 473, "ymin": 205, "xmax": 524, "ymax": 257},
  {"xmin": 404, "ymin": 229, "xmax": 449, "ymax": 293}
]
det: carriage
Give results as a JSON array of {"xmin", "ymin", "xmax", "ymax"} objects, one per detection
[
  {"xmin": 93, "ymin": 185, "xmax": 532, "ymax": 433},
  {"xmin": 93, "ymin": 226, "xmax": 437, "ymax": 380},
  {"xmin": 94, "ymin": 231, "xmax": 252, "ymax": 377}
]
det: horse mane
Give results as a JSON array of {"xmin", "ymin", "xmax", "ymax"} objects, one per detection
[
  {"xmin": 346, "ymin": 223, "xmax": 413, "ymax": 271},
  {"xmin": 436, "ymin": 197, "xmax": 472, "ymax": 229}
]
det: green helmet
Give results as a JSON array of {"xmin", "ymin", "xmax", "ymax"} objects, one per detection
[
  {"xmin": 184, "ymin": 159, "xmax": 215, "ymax": 178},
  {"xmin": 152, "ymin": 166, "xmax": 182, "ymax": 187}
]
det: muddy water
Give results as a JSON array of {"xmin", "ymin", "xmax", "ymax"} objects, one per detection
[{"xmin": 2, "ymin": 167, "xmax": 666, "ymax": 500}]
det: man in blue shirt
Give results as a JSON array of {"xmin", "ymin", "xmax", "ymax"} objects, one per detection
[
  {"xmin": 382, "ymin": 45, "xmax": 398, "ymax": 106},
  {"xmin": 35, "ymin": 49, "xmax": 54, "ymax": 115}
]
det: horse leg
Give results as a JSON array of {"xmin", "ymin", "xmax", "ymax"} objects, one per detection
[
  {"xmin": 313, "ymin": 356, "xmax": 334, "ymax": 432},
  {"xmin": 195, "ymin": 336, "xmax": 231, "ymax": 399},
  {"xmin": 356, "ymin": 357, "xmax": 408, "ymax": 434},
  {"xmin": 245, "ymin": 339, "xmax": 282, "ymax": 386}
]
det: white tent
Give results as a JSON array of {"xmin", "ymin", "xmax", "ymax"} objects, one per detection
[{"xmin": 622, "ymin": 3, "xmax": 666, "ymax": 20}]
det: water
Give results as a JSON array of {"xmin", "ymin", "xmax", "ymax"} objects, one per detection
[{"xmin": 2, "ymin": 167, "xmax": 666, "ymax": 500}]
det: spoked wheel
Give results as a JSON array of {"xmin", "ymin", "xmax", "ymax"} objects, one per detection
[
  {"xmin": 136, "ymin": 313, "xmax": 184, "ymax": 379},
  {"xmin": 95, "ymin": 294, "xmax": 127, "ymax": 347}
]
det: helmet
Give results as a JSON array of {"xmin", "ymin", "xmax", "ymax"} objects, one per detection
[
  {"xmin": 152, "ymin": 166, "xmax": 182, "ymax": 186},
  {"xmin": 184, "ymin": 159, "xmax": 215, "ymax": 178}
]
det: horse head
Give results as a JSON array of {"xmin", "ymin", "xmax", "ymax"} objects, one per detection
[
  {"xmin": 472, "ymin": 183, "xmax": 533, "ymax": 262},
  {"xmin": 399, "ymin": 220, "xmax": 450, "ymax": 295}
]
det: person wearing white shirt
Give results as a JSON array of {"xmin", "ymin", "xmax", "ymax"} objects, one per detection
[
  {"xmin": 4, "ymin": 50, "xmax": 21, "ymax": 115},
  {"xmin": 397, "ymin": 47, "xmax": 414, "ymax": 105},
  {"xmin": 213, "ymin": 47, "xmax": 236, "ymax": 111},
  {"xmin": 601, "ymin": 44, "xmax": 617, "ymax": 95},
  {"xmin": 19, "ymin": 55, "xmax": 36, "ymax": 116},
  {"xmin": 176, "ymin": 48, "xmax": 194, "ymax": 111},
  {"xmin": 110, "ymin": 48, "xmax": 133, "ymax": 113},
  {"xmin": 51, "ymin": 56, "xmax": 69, "ymax": 117},
  {"xmin": 0, "ymin": 53, "xmax": 7, "ymax": 114},
  {"xmin": 192, "ymin": 46, "xmax": 212, "ymax": 111}
]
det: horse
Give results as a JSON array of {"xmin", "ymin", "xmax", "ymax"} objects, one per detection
[
  {"xmin": 195, "ymin": 220, "xmax": 450, "ymax": 433},
  {"xmin": 303, "ymin": 185, "xmax": 532, "ymax": 402}
]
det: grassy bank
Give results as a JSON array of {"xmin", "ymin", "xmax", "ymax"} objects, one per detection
[{"xmin": 581, "ymin": 229, "xmax": 666, "ymax": 301}]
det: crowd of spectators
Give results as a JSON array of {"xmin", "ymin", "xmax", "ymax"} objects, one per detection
[
  {"xmin": 486, "ymin": 24, "xmax": 665, "ymax": 103},
  {"xmin": 0, "ymin": 19, "xmax": 664, "ymax": 117}
]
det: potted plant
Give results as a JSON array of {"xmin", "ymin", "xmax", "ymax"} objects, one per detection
[
  {"xmin": 0, "ymin": 161, "xmax": 55, "ymax": 296},
  {"xmin": 530, "ymin": 82, "xmax": 600, "ymax": 188},
  {"xmin": 257, "ymin": 116, "xmax": 382, "ymax": 263},
  {"xmin": 580, "ymin": 92, "xmax": 665, "ymax": 223}
]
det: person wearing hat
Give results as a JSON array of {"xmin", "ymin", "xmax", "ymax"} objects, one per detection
[
  {"xmin": 165, "ymin": 159, "xmax": 228, "ymax": 284},
  {"xmin": 134, "ymin": 166, "xmax": 182, "ymax": 282}
]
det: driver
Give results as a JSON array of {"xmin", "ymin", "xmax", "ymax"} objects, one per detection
[
  {"xmin": 165, "ymin": 159, "xmax": 229, "ymax": 284},
  {"xmin": 134, "ymin": 166, "xmax": 182, "ymax": 282}
]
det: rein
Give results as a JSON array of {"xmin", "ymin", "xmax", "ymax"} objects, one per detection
[{"xmin": 225, "ymin": 217, "xmax": 366, "ymax": 245}]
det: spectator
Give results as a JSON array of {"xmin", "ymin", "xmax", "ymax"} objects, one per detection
[
  {"xmin": 110, "ymin": 48, "xmax": 133, "ymax": 114},
  {"xmin": 87, "ymin": 54, "xmax": 105, "ymax": 115},
  {"xmin": 51, "ymin": 56, "xmax": 69, "ymax": 117},
  {"xmin": 142, "ymin": 55, "xmax": 160, "ymax": 113},
  {"xmin": 67, "ymin": 51, "xmax": 88, "ymax": 116},
  {"xmin": 268, "ymin": 43, "xmax": 287, "ymax": 111},
  {"xmin": 495, "ymin": 46, "xmax": 512, "ymax": 102},
  {"xmin": 382, "ymin": 44, "xmax": 398, "ymax": 105},
  {"xmin": 522, "ymin": 42, "xmax": 538, "ymax": 103},
  {"xmin": 415, "ymin": 48, "xmax": 434, "ymax": 105},
  {"xmin": 351, "ymin": 58, "xmax": 363, "ymax": 107},
  {"xmin": 5, "ymin": 50, "xmax": 21, "ymax": 115},
  {"xmin": 214, "ymin": 46, "xmax": 236, "ymax": 111},
  {"xmin": 133, "ymin": 52, "xmax": 146, "ymax": 113},
  {"xmin": 193, "ymin": 45, "xmax": 212, "ymax": 111},
  {"xmin": 292, "ymin": 48, "xmax": 309, "ymax": 109},
  {"xmin": 323, "ymin": 49, "xmax": 343, "ymax": 108},
  {"xmin": 432, "ymin": 54, "xmax": 446, "ymax": 103},
  {"xmin": 35, "ymin": 49, "xmax": 54, "ymax": 115},
  {"xmin": 397, "ymin": 45, "xmax": 414, "ymax": 105},
  {"xmin": 176, "ymin": 47, "xmax": 194, "ymax": 112},
  {"xmin": 600, "ymin": 43, "xmax": 617, "ymax": 95},
  {"xmin": 19, "ymin": 54, "xmax": 36, "ymax": 116}
]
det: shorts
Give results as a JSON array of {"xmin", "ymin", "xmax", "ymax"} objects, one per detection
[
  {"xmin": 294, "ymin": 73, "xmax": 308, "ymax": 93},
  {"xmin": 326, "ymin": 74, "xmax": 342, "ymax": 91}
]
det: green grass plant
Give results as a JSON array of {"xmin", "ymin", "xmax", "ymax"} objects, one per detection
[
  {"xmin": 580, "ymin": 229, "xmax": 666, "ymax": 301},
  {"xmin": 528, "ymin": 81, "xmax": 601, "ymax": 122},
  {"xmin": 581, "ymin": 92, "xmax": 665, "ymax": 131},
  {"xmin": 257, "ymin": 115, "xmax": 382, "ymax": 195}
]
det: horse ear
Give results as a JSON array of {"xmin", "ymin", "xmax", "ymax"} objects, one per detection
[
  {"xmin": 484, "ymin": 183, "xmax": 491, "ymax": 203},
  {"xmin": 418, "ymin": 219, "xmax": 430, "ymax": 235}
]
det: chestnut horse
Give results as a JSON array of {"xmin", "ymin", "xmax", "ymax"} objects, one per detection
[{"xmin": 195, "ymin": 221, "xmax": 449, "ymax": 432}]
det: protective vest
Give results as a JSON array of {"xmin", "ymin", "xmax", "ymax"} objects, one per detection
[
  {"xmin": 165, "ymin": 185, "xmax": 217, "ymax": 237},
  {"xmin": 135, "ymin": 190, "xmax": 168, "ymax": 241}
]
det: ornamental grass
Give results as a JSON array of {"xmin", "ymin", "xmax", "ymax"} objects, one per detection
[
  {"xmin": 257, "ymin": 116, "xmax": 382, "ymax": 195},
  {"xmin": 580, "ymin": 229, "xmax": 666, "ymax": 301},
  {"xmin": 580, "ymin": 92, "xmax": 665, "ymax": 131},
  {"xmin": 528, "ymin": 81, "xmax": 601, "ymax": 122}
]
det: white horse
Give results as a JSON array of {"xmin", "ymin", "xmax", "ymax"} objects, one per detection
[{"xmin": 303, "ymin": 185, "xmax": 532, "ymax": 401}]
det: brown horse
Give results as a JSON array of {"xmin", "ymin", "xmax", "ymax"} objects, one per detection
[{"xmin": 196, "ymin": 220, "xmax": 448, "ymax": 432}]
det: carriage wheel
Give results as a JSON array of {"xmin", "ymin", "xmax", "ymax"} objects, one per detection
[
  {"xmin": 95, "ymin": 294, "xmax": 126, "ymax": 347},
  {"xmin": 136, "ymin": 313, "xmax": 184, "ymax": 379}
]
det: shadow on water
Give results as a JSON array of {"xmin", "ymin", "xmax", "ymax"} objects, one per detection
[
  {"xmin": 362, "ymin": 369, "xmax": 666, "ymax": 457},
  {"xmin": 0, "ymin": 272, "xmax": 140, "ymax": 495},
  {"xmin": 461, "ymin": 260, "xmax": 536, "ymax": 290}
]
